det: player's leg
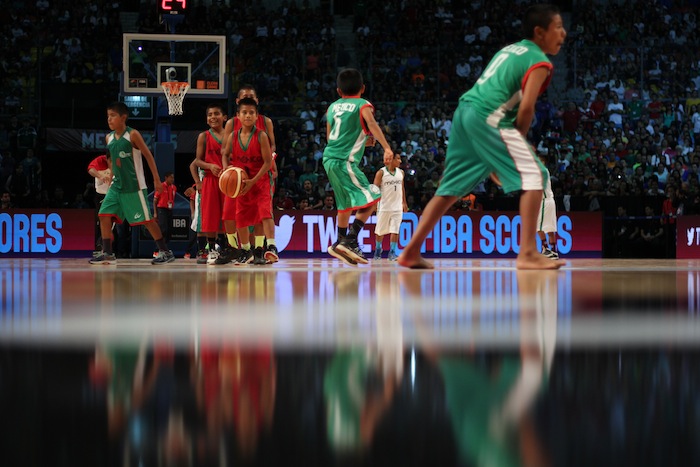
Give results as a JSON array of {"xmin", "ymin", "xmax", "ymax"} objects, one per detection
[
  {"xmin": 329, "ymin": 161, "xmax": 380, "ymax": 264},
  {"xmin": 517, "ymin": 190, "xmax": 560, "ymax": 269},
  {"xmin": 399, "ymin": 103, "xmax": 486, "ymax": 269},
  {"xmin": 388, "ymin": 232, "xmax": 400, "ymax": 261},
  {"xmin": 398, "ymin": 195, "xmax": 458, "ymax": 269},
  {"xmin": 336, "ymin": 202, "xmax": 378, "ymax": 265},
  {"xmin": 467, "ymin": 112, "xmax": 561, "ymax": 270},
  {"xmin": 90, "ymin": 190, "xmax": 123, "ymax": 264},
  {"xmin": 374, "ymin": 233, "xmax": 384, "ymax": 260},
  {"xmin": 328, "ymin": 209, "xmax": 357, "ymax": 266}
]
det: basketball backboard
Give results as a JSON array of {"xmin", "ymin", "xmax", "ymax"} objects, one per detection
[{"xmin": 122, "ymin": 33, "xmax": 227, "ymax": 98}]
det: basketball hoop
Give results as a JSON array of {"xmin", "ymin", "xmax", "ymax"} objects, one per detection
[{"xmin": 161, "ymin": 82, "xmax": 190, "ymax": 115}]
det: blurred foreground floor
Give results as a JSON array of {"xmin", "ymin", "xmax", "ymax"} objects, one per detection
[{"xmin": 1, "ymin": 258, "xmax": 700, "ymax": 466}]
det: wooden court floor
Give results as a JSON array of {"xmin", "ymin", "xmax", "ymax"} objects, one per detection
[{"xmin": 2, "ymin": 257, "xmax": 699, "ymax": 349}]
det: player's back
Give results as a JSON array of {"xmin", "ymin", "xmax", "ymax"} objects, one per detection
[
  {"xmin": 464, "ymin": 40, "xmax": 552, "ymax": 128},
  {"xmin": 323, "ymin": 97, "xmax": 372, "ymax": 162}
]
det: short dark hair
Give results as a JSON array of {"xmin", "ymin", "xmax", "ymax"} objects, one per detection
[
  {"xmin": 237, "ymin": 97, "xmax": 258, "ymax": 110},
  {"xmin": 107, "ymin": 101, "xmax": 129, "ymax": 116},
  {"xmin": 206, "ymin": 102, "xmax": 225, "ymax": 114},
  {"xmin": 336, "ymin": 68, "xmax": 364, "ymax": 96},
  {"xmin": 523, "ymin": 4, "xmax": 560, "ymax": 39},
  {"xmin": 237, "ymin": 84, "xmax": 257, "ymax": 97}
]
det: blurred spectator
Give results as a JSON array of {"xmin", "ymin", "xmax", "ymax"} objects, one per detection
[
  {"xmin": 5, "ymin": 164, "xmax": 29, "ymax": 207},
  {"xmin": 19, "ymin": 148, "xmax": 40, "ymax": 195},
  {"xmin": 0, "ymin": 190, "xmax": 13, "ymax": 210}
]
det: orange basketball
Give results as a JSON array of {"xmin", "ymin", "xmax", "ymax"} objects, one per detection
[{"xmin": 219, "ymin": 167, "xmax": 248, "ymax": 198}]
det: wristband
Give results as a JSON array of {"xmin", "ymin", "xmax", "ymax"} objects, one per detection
[{"xmin": 272, "ymin": 151, "xmax": 278, "ymax": 161}]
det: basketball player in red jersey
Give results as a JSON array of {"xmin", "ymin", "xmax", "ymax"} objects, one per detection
[
  {"xmin": 193, "ymin": 103, "xmax": 229, "ymax": 264},
  {"xmin": 221, "ymin": 85, "xmax": 279, "ymax": 264},
  {"xmin": 225, "ymin": 98, "xmax": 277, "ymax": 265}
]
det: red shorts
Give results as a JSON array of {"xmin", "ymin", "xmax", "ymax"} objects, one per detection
[
  {"xmin": 236, "ymin": 175, "xmax": 273, "ymax": 228},
  {"xmin": 222, "ymin": 195, "xmax": 237, "ymax": 222},
  {"xmin": 201, "ymin": 174, "xmax": 225, "ymax": 233}
]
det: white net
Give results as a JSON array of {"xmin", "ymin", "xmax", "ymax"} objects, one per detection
[{"xmin": 161, "ymin": 82, "xmax": 190, "ymax": 116}]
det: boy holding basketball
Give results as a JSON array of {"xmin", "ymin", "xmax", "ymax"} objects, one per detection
[
  {"xmin": 90, "ymin": 102, "xmax": 174, "ymax": 264},
  {"xmin": 323, "ymin": 68, "xmax": 394, "ymax": 266},
  {"xmin": 220, "ymin": 84, "xmax": 279, "ymax": 264},
  {"xmin": 398, "ymin": 4, "xmax": 565, "ymax": 270},
  {"xmin": 227, "ymin": 97, "xmax": 277, "ymax": 265}
]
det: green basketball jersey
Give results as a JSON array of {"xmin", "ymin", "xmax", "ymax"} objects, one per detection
[
  {"xmin": 323, "ymin": 97, "xmax": 373, "ymax": 162},
  {"xmin": 464, "ymin": 39, "xmax": 553, "ymax": 129},
  {"xmin": 107, "ymin": 127, "xmax": 146, "ymax": 193}
]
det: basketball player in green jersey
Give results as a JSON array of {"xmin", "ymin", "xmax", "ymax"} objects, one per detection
[
  {"xmin": 323, "ymin": 68, "xmax": 394, "ymax": 266},
  {"xmin": 90, "ymin": 102, "xmax": 175, "ymax": 265},
  {"xmin": 399, "ymin": 4, "xmax": 566, "ymax": 270}
]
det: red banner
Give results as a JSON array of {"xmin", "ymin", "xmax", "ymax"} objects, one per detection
[
  {"xmin": 676, "ymin": 215, "xmax": 700, "ymax": 259},
  {"xmin": 0, "ymin": 210, "xmax": 94, "ymax": 254},
  {"xmin": 273, "ymin": 210, "xmax": 602, "ymax": 257}
]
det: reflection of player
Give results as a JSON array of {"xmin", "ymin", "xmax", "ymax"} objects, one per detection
[
  {"xmin": 195, "ymin": 344, "xmax": 276, "ymax": 461},
  {"xmin": 537, "ymin": 154, "xmax": 559, "ymax": 259},
  {"xmin": 324, "ymin": 270, "xmax": 403, "ymax": 455},
  {"xmin": 372, "ymin": 153, "xmax": 407, "ymax": 261},
  {"xmin": 401, "ymin": 269, "xmax": 558, "ymax": 467},
  {"xmin": 399, "ymin": 5, "xmax": 566, "ymax": 270}
]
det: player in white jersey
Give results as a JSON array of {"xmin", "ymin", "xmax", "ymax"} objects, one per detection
[
  {"xmin": 373, "ymin": 153, "xmax": 407, "ymax": 261},
  {"xmin": 538, "ymin": 153, "xmax": 559, "ymax": 259}
]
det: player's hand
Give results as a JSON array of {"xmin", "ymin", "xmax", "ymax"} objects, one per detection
[
  {"xmin": 239, "ymin": 178, "xmax": 253, "ymax": 197},
  {"xmin": 365, "ymin": 134, "xmax": 376, "ymax": 147},
  {"xmin": 489, "ymin": 173, "xmax": 502, "ymax": 186},
  {"xmin": 211, "ymin": 165, "xmax": 222, "ymax": 177},
  {"xmin": 195, "ymin": 181, "xmax": 203, "ymax": 192},
  {"xmin": 155, "ymin": 182, "xmax": 164, "ymax": 194},
  {"xmin": 383, "ymin": 148, "xmax": 394, "ymax": 166}
]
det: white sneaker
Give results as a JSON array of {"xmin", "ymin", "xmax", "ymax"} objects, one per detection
[{"xmin": 206, "ymin": 249, "xmax": 220, "ymax": 265}]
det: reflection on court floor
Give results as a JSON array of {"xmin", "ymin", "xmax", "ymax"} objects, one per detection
[{"xmin": 1, "ymin": 259, "xmax": 699, "ymax": 348}]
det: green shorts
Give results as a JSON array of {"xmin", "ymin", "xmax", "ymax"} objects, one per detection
[
  {"xmin": 322, "ymin": 158, "xmax": 380, "ymax": 212},
  {"xmin": 436, "ymin": 101, "xmax": 547, "ymax": 197},
  {"xmin": 99, "ymin": 188, "xmax": 153, "ymax": 225}
]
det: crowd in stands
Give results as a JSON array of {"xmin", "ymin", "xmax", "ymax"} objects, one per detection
[{"xmin": 2, "ymin": 0, "xmax": 700, "ymax": 253}]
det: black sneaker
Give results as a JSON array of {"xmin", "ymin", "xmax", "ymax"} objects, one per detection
[
  {"xmin": 152, "ymin": 250, "xmax": 175, "ymax": 264},
  {"xmin": 89, "ymin": 252, "xmax": 116, "ymax": 265},
  {"xmin": 336, "ymin": 237, "xmax": 368, "ymax": 264},
  {"xmin": 328, "ymin": 241, "xmax": 357, "ymax": 266},
  {"xmin": 264, "ymin": 244, "xmax": 279, "ymax": 263},
  {"xmin": 215, "ymin": 247, "xmax": 237, "ymax": 265},
  {"xmin": 235, "ymin": 248, "xmax": 254, "ymax": 265},
  {"xmin": 196, "ymin": 249, "xmax": 208, "ymax": 264},
  {"xmin": 253, "ymin": 247, "xmax": 267, "ymax": 265}
]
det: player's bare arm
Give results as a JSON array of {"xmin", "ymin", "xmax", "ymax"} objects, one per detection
[
  {"xmin": 221, "ymin": 119, "xmax": 234, "ymax": 169},
  {"xmin": 193, "ymin": 131, "xmax": 222, "ymax": 177},
  {"xmin": 132, "ymin": 129, "xmax": 163, "ymax": 194},
  {"xmin": 516, "ymin": 67, "xmax": 550, "ymax": 136},
  {"xmin": 239, "ymin": 132, "xmax": 272, "ymax": 197},
  {"xmin": 373, "ymin": 169, "xmax": 383, "ymax": 187},
  {"xmin": 189, "ymin": 159, "xmax": 201, "ymax": 191},
  {"xmin": 361, "ymin": 107, "xmax": 393, "ymax": 164}
]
